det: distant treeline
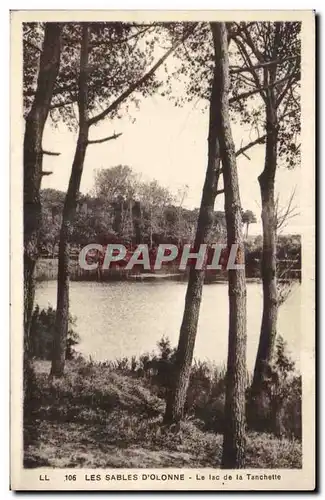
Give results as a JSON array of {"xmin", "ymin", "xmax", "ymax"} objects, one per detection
[
  {"xmin": 38, "ymin": 173, "xmax": 300, "ymax": 282},
  {"xmin": 39, "ymin": 185, "xmax": 225, "ymax": 255}
]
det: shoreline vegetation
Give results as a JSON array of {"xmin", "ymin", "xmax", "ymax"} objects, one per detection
[
  {"xmin": 25, "ymin": 355, "xmax": 302, "ymax": 469},
  {"xmin": 25, "ymin": 320, "xmax": 302, "ymax": 469}
]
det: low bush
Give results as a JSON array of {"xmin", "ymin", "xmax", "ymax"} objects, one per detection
[
  {"xmin": 102, "ymin": 334, "xmax": 301, "ymax": 440},
  {"xmin": 247, "ymin": 336, "xmax": 302, "ymax": 439},
  {"xmin": 26, "ymin": 358, "xmax": 302, "ymax": 468},
  {"xmin": 29, "ymin": 305, "xmax": 80, "ymax": 361}
]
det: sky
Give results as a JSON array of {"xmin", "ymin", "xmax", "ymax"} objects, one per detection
[{"xmin": 41, "ymin": 91, "xmax": 301, "ymax": 236}]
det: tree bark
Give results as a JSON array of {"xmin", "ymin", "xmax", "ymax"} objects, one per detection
[
  {"xmin": 251, "ymin": 96, "xmax": 278, "ymax": 394},
  {"xmin": 211, "ymin": 22, "xmax": 247, "ymax": 469},
  {"xmin": 51, "ymin": 24, "xmax": 89, "ymax": 377},
  {"xmin": 163, "ymin": 44, "xmax": 222, "ymax": 425},
  {"xmin": 23, "ymin": 23, "xmax": 61, "ymax": 393}
]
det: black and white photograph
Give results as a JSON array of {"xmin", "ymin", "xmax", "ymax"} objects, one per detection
[{"xmin": 10, "ymin": 9, "xmax": 315, "ymax": 491}]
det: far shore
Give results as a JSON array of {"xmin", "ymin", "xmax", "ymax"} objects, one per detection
[{"xmin": 35, "ymin": 257, "xmax": 300, "ymax": 284}]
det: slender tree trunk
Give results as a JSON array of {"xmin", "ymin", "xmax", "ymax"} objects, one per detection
[
  {"xmin": 132, "ymin": 200, "xmax": 142, "ymax": 244},
  {"xmin": 51, "ymin": 25, "xmax": 89, "ymax": 378},
  {"xmin": 113, "ymin": 202, "xmax": 122, "ymax": 236},
  {"xmin": 120, "ymin": 200, "xmax": 125, "ymax": 236},
  {"xmin": 251, "ymin": 99, "xmax": 278, "ymax": 394},
  {"xmin": 250, "ymin": 23, "xmax": 282, "ymax": 403},
  {"xmin": 24, "ymin": 23, "xmax": 61, "ymax": 340},
  {"xmin": 163, "ymin": 46, "xmax": 222, "ymax": 425},
  {"xmin": 23, "ymin": 23, "xmax": 61, "ymax": 394},
  {"xmin": 211, "ymin": 22, "xmax": 247, "ymax": 469},
  {"xmin": 149, "ymin": 221, "xmax": 153, "ymax": 248}
]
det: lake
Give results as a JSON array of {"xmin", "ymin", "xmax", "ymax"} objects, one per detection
[{"xmin": 35, "ymin": 280, "xmax": 301, "ymax": 372}]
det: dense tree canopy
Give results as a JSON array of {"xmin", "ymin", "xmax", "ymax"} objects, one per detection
[
  {"xmin": 23, "ymin": 21, "xmax": 196, "ymax": 128},
  {"xmin": 39, "ymin": 167, "xmax": 229, "ymax": 253}
]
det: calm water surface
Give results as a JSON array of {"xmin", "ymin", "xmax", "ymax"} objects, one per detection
[{"xmin": 35, "ymin": 280, "xmax": 301, "ymax": 372}]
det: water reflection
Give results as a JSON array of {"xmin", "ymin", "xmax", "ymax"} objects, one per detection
[{"xmin": 35, "ymin": 280, "xmax": 301, "ymax": 372}]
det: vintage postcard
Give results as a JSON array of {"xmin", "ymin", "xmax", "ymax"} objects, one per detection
[{"xmin": 10, "ymin": 10, "xmax": 315, "ymax": 491}]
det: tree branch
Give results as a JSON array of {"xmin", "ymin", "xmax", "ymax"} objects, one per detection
[
  {"xmin": 276, "ymin": 63, "xmax": 300, "ymax": 108},
  {"xmin": 237, "ymin": 72, "xmax": 256, "ymax": 88},
  {"xmin": 49, "ymin": 99, "xmax": 75, "ymax": 110},
  {"xmin": 235, "ymin": 135, "xmax": 266, "ymax": 157},
  {"xmin": 218, "ymin": 134, "xmax": 266, "ymax": 172},
  {"xmin": 240, "ymin": 24, "xmax": 265, "ymax": 62},
  {"xmin": 87, "ymin": 132, "xmax": 122, "ymax": 145},
  {"xmin": 26, "ymin": 84, "xmax": 76, "ymax": 98},
  {"xmin": 90, "ymin": 25, "xmax": 154, "ymax": 47},
  {"xmin": 232, "ymin": 36, "xmax": 266, "ymax": 102},
  {"xmin": 230, "ymin": 55, "xmax": 298, "ymax": 75},
  {"xmin": 275, "ymin": 189, "xmax": 299, "ymax": 231},
  {"xmin": 24, "ymin": 39, "xmax": 42, "ymax": 52},
  {"xmin": 88, "ymin": 26, "xmax": 196, "ymax": 127},
  {"xmin": 227, "ymin": 22, "xmax": 255, "ymax": 41},
  {"xmin": 42, "ymin": 150, "xmax": 61, "ymax": 156},
  {"xmin": 230, "ymin": 71, "xmax": 298, "ymax": 105},
  {"xmin": 41, "ymin": 171, "xmax": 53, "ymax": 176}
]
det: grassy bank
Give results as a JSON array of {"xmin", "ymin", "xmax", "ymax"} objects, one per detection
[{"xmin": 25, "ymin": 358, "xmax": 302, "ymax": 469}]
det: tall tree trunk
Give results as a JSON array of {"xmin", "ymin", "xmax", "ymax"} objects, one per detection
[
  {"xmin": 211, "ymin": 22, "xmax": 247, "ymax": 469},
  {"xmin": 51, "ymin": 24, "xmax": 89, "ymax": 378},
  {"xmin": 24, "ymin": 23, "xmax": 61, "ymax": 341},
  {"xmin": 250, "ymin": 23, "xmax": 282, "ymax": 405},
  {"xmin": 149, "ymin": 208, "xmax": 153, "ymax": 248},
  {"xmin": 251, "ymin": 98, "xmax": 278, "ymax": 394},
  {"xmin": 112, "ymin": 202, "xmax": 123, "ymax": 236},
  {"xmin": 23, "ymin": 23, "xmax": 61, "ymax": 394},
  {"xmin": 163, "ymin": 49, "xmax": 222, "ymax": 425},
  {"xmin": 132, "ymin": 200, "xmax": 142, "ymax": 244}
]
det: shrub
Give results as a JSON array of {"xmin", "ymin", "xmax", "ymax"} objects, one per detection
[
  {"xmin": 26, "ymin": 356, "xmax": 302, "ymax": 468},
  {"xmin": 29, "ymin": 305, "xmax": 80, "ymax": 361},
  {"xmin": 73, "ymin": 334, "xmax": 300, "ymax": 440},
  {"xmin": 132, "ymin": 335, "xmax": 301, "ymax": 439},
  {"xmin": 247, "ymin": 335, "xmax": 302, "ymax": 439},
  {"xmin": 119, "ymin": 337, "xmax": 227, "ymax": 433},
  {"xmin": 269, "ymin": 336, "xmax": 302, "ymax": 439}
]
